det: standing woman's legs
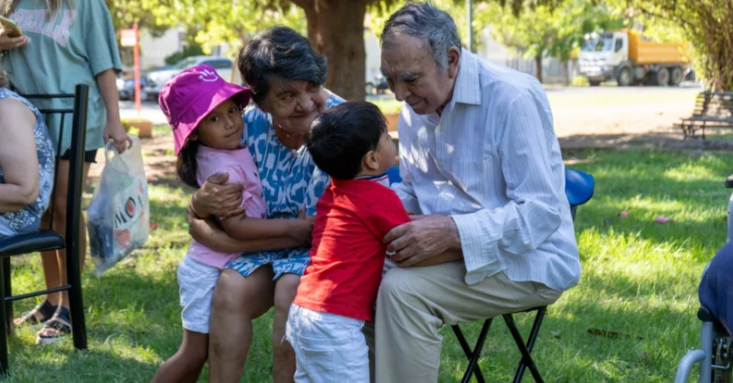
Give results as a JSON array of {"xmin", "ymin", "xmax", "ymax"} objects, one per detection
[
  {"xmin": 13, "ymin": 159, "xmax": 90, "ymax": 329},
  {"xmin": 272, "ymin": 274, "xmax": 299, "ymax": 383},
  {"xmin": 208, "ymin": 267, "xmax": 275, "ymax": 383},
  {"xmin": 40, "ymin": 160, "xmax": 91, "ymax": 310},
  {"xmin": 35, "ymin": 159, "xmax": 91, "ymax": 338}
]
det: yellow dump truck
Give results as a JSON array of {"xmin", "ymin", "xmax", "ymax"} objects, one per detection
[{"xmin": 578, "ymin": 29, "xmax": 690, "ymax": 86}]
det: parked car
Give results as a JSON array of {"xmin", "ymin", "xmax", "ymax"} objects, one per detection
[
  {"xmin": 117, "ymin": 75, "xmax": 149, "ymax": 101},
  {"xmin": 365, "ymin": 70, "xmax": 389, "ymax": 95},
  {"xmin": 117, "ymin": 65, "xmax": 173, "ymax": 101},
  {"xmin": 144, "ymin": 56, "xmax": 233, "ymax": 100}
]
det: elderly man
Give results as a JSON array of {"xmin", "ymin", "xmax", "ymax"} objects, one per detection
[{"xmin": 374, "ymin": 3, "xmax": 581, "ymax": 382}]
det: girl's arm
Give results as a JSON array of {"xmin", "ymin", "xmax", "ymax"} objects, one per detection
[
  {"xmin": 0, "ymin": 99, "xmax": 40, "ymax": 213},
  {"xmin": 221, "ymin": 215, "xmax": 313, "ymax": 243},
  {"xmin": 188, "ymin": 207, "xmax": 305, "ymax": 253}
]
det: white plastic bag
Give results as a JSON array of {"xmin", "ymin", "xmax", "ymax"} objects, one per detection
[{"xmin": 87, "ymin": 136, "xmax": 150, "ymax": 275}]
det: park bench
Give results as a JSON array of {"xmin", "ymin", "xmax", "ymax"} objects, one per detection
[{"xmin": 677, "ymin": 91, "xmax": 733, "ymax": 140}]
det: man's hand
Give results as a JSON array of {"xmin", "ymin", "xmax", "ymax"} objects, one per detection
[
  {"xmin": 0, "ymin": 29, "xmax": 28, "ymax": 51},
  {"xmin": 191, "ymin": 173, "xmax": 244, "ymax": 218},
  {"xmin": 384, "ymin": 215, "xmax": 461, "ymax": 267},
  {"xmin": 103, "ymin": 120, "xmax": 131, "ymax": 154}
]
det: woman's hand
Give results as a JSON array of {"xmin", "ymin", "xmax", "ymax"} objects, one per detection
[
  {"xmin": 0, "ymin": 29, "xmax": 28, "ymax": 51},
  {"xmin": 191, "ymin": 173, "xmax": 245, "ymax": 218},
  {"xmin": 187, "ymin": 204, "xmax": 212, "ymax": 244},
  {"xmin": 104, "ymin": 120, "xmax": 131, "ymax": 154}
]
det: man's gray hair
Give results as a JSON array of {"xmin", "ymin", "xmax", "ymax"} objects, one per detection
[{"xmin": 381, "ymin": 2, "xmax": 462, "ymax": 73}]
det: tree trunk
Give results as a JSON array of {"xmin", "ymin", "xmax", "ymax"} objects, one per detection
[
  {"xmin": 534, "ymin": 53, "xmax": 543, "ymax": 84},
  {"xmin": 298, "ymin": 0, "xmax": 368, "ymax": 101},
  {"xmin": 563, "ymin": 59, "xmax": 570, "ymax": 86}
]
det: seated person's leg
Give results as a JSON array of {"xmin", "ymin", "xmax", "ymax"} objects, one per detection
[
  {"xmin": 208, "ymin": 266, "xmax": 275, "ymax": 382},
  {"xmin": 271, "ymin": 253, "xmax": 309, "ymax": 383},
  {"xmin": 375, "ymin": 262, "xmax": 562, "ymax": 383}
]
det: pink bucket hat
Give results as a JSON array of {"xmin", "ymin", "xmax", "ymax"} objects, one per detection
[{"xmin": 159, "ymin": 65, "xmax": 251, "ymax": 155}]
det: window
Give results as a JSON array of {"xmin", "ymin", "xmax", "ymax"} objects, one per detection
[{"xmin": 615, "ymin": 38, "xmax": 623, "ymax": 52}]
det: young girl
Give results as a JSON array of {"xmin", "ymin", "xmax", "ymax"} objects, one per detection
[{"xmin": 152, "ymin": 65, "xmax": 311, "ymax": 382}]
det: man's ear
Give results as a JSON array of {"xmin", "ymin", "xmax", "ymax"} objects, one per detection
[{"xmin": 447, "ymin": 47, "xmax": 461, "ymax": 79}]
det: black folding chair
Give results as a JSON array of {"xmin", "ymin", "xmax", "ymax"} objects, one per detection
[
  {"xmin": 0, "ymin": 84, "xmax": 90, "ymax": 374},
  {"xmin": 452, "ymin": 168, "xmax": 595, "ymax": 383}
]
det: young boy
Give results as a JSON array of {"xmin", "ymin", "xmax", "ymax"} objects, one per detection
[{"xmin": 286, "ymin": 101, "xmax": 409, "ymax": 382}]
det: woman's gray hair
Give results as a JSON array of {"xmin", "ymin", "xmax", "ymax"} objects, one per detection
[{"xmin": 381, "ymin": 2, "xmax": 462, "ymax": 73}]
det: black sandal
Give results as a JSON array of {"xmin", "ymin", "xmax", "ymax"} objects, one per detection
[
  {"xmin": 36, "ymin": 306, "xmax": 72, "ymax": 344},
  {"xmin": 13, "ymin": 300, "xmax": 57, "ymax": 328}
]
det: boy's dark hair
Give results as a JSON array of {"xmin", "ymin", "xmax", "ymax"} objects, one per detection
[
  {"xmin": 177, "ymin": 141, "xmax": 201, "ymax": 189},
  {"xmin": 307, "ymin": 102, "xmax": 387, "ymax": 180}
]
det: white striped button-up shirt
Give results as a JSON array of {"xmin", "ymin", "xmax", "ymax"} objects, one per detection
[{"xmin": 392, "ymin": 49, "xmax": 581, "ymax": 291}]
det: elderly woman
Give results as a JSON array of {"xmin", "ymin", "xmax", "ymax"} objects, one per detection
[
  {"xmin": 0, "ymin": 69, "xmax": 54, "ymax": 238},
  {"xmin": 187, "ymin": 27, "xmax": 342, "ymax": 382}
]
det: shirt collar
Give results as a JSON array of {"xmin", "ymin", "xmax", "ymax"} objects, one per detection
[{"xmin": 451, "ymin": 48, "xmax": 482, "ymax": 106}]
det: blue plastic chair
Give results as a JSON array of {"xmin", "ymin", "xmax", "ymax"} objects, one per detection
[
  {"xmin": 387, "ymin": 167, "xmax": 595, "ymax": 216},
  {"xmin": 386, "ymin": 166, "xmax": 595, "ymax": 383}
]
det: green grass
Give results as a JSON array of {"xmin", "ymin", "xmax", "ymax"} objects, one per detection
[
  {"xmin": 153, "ymin": 124, "xmax": 173, "ymax": 137},
  {"xmin": 6, "ymin": 149, "xmax": 733, "ymax": 382},
  {"xmin": 370, "ymin": 97, "xmax": 403, "ymax": 115}
]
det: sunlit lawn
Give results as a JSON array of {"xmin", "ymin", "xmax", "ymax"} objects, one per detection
[{"xmin": 6, "ymin": 148, "xmax": 732, "ymax": 382}]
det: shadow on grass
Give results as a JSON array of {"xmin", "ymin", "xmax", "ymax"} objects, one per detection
[
  {"xmin": 438, "ymin": 273, "xmax": 698, "ymax": 382},
  {"xmin": 5, "ymin": 338, "xmax": 159, "ymax": 382},
  {"xmin": 565, "ymin": 149, "xmax": 731, "ymax": 259},
  {"xmin": 559, "ymin": 132, "xmax": 733, "ymax": 151}
]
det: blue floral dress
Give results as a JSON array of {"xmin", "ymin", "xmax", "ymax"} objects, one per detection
[
  {"xmin": 226, "ymin": 94, "xmax": 343, "ymax": 279},
  {"xmin": 0, "ymin": 88, "xmax": 55, "ymax": 237}
]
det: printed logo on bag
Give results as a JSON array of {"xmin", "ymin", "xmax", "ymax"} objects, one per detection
[{"xmin": 114, "ymin": 178, "xmax": 148, "ymax": 228}]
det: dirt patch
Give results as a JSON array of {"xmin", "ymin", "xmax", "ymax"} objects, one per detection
[
  {"xmin": 87, "ymin": 134, "xmax": 180, "ymax": 189},
  {"xmin": 558, "ymin": 131, "xmax": 733, "ymax": 152}
]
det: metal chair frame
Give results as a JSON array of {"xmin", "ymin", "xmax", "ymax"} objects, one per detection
[{"xmin": 0, "ymin": 84, "xmax": 90, "ymax": 375}]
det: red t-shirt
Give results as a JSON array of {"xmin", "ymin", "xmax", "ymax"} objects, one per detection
[{"xmin": 293, "ymin": 178, "xmax": 411, "ymax": 321}]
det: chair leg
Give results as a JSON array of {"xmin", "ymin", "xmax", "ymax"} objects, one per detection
[
  {"xmin": 504, "ymin": 309, "xmax": 547, "ymax": 383},
  {"xmin": 0, "ymin": 257, "xmax": 9, "ymax": 376},
  {"xmin": 453, "ymin": 320, "xmax": 492, "ymax": 383},
  {"xmin": 3, "ymin": 257, "xmax": 11, "ymax": 336},
  {"xmin": 66, "ymin": 243, "xmax": 87, "ymax": 351}
]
